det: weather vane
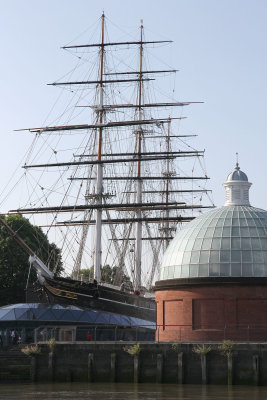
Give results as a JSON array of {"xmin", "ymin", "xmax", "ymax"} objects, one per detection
[{"xmin": 236, "ymin": 152, "xmax": 239, "ymax": 169}]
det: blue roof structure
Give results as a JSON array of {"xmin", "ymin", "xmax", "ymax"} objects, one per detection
[{"xmin": 0, "ymin": 303, "xmax": 155, "ymax": 328}]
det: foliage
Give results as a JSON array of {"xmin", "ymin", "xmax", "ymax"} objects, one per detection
[
  {"xmin": 171, "ymin": 342, "xmax": 180, "ymax": 352},
  {"xmin": 80, "ymin": 265, "xmax": 132, "ymax": 288},
  {"xmin": 123, "ymin": 343, "xmax": 141, "ymax": 356},
  {"xmin": 192, "ymin": 344, "xmax": 212, "ymax": 355},
  {"xmin": 218, "ymin": 340, "xmax": 234, "ymax": 359},
  {"xmin": 47, "ymin": 338, "xmax": 57, "ymax": 353},
  {"xmin": 21, "ymin": 344, "xmax": 41, "ymax": 356},
  {"xmin": 0, "ymin": 214, "xmax": 63, "ymax": 306},
  {"xmin": 79, "ymin": 268, "xmax": 93, "ymax": 281}
]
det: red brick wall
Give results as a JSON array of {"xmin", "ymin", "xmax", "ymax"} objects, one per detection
[
  {"xmin": 192, "ymin": 298, "xmax": 225, "ymax": 329},
  {"xmin": 155, "ymin": 284, "xmax": 267, "ymax": 341}
]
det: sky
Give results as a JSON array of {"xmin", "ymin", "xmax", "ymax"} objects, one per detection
[{"xmin": 1, "ymin": 0, "xmax": 267, "ymax": 210}]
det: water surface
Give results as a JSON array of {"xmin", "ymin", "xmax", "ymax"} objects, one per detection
[{"xmin": 1, "ymin": 383, "xmax": 267, "ymax": 400}]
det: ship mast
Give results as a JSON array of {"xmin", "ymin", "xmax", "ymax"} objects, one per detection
[
  {"xmin": 94, "ymin": 12, "xmax": 105, "ymax": 281},
  {"xmin": 134, "ymin": 20, "xmax": 144, "ymax": 291},
  {"xmin": 10, "ymin": 15, "xmax": 214, "ymax": 287},
  {"xmin": 163, "ymin": 119, "xmax": 171, "ymax": 251}
]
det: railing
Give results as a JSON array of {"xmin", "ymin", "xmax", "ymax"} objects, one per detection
[
  {"xmin": 35, "ymin": 324, "xmax": 155, "ymax": 343},
  {"xmin": 155, "ymin": 323, "xmax": 267, "ymax": 342},
  {"xmin": 3, "ymin": 323, "xmax": 267, "ymax": 346},
  {"xmin": 35, "ymin": 323, "xmax": 267, "ymax": 343}
]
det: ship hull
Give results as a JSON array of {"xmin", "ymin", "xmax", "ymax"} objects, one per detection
[{"xmin": 29, "ymin": 276, "xmax": 156, "ymax": 322}]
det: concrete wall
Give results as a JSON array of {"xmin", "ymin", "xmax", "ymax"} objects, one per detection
[{"xmin": 7, "ymin": 342, "xmax": 267, "ymax": 385}]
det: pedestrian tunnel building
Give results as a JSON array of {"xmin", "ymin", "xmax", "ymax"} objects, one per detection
[{"xmin": 155, "ymin": 163, "xmax": 267, "ymax": 341}]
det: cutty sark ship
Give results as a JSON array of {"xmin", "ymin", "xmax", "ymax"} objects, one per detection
[{"xmin": 0, "ymin": 14, "xmax": 213, "ymax": 323}]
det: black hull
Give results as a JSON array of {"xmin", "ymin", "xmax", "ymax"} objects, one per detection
[{"xmin": 29, "ymin": 276, "xmax": 156, "ymax": 322}]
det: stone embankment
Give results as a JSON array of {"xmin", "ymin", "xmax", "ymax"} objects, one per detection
[
  {"xmin": 0, "ymin": 342, "xmax": 266, "ymax": 385},
  {"xmin": 0, "ymin": 347, "xmax": 31, "ymax": 382}
]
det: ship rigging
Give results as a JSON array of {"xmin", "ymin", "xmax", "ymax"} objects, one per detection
[{"xmin": 3, "ymin": 13, "xmax": 213, "ymax": 298}]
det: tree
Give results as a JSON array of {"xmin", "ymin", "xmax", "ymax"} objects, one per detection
[
  {"xmin": 0, "ymin": 214, "xmax": 62, "ymax": 306},
  {"xmin": 79, "ymin": 265, "xmax": 132, "ymax": 289}
]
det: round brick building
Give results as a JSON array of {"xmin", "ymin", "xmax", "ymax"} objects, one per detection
[{"xmin": 155, "ymin": 163, "xmax": 267, "ymax": 341}]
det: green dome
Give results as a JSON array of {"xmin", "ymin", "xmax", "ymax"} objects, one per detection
[{"xmin": 160, "ymin": 205, "xmax": 267, "ymax": 280}]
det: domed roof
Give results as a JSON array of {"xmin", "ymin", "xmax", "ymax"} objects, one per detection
[
  {"xmin": 227, "ymin": 163, "xmax": 248, "ymax": 182},
  {"xmin": 160, "ymin": 205, "xmax": 267, "ymax": 280},
  {"xmin": 0, "ymin": 303, "xmax": 155, "ymax": 327}
]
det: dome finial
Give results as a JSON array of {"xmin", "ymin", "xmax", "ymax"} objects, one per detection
[{"xmin": 235, "ymin": 152, "xmax": 240, "ymax": 170}]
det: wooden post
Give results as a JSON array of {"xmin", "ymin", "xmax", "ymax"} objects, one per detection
[
  {"xmin": 30, "ymin": 355, "xmax": 37, "ymax": 382},
  {"xmin": 156, "ymin": 353, "xmax": 163, "ymax": 383},
  {"xmin": 88, "ymin": 353, "xmax": 94, "ymax": 382},
  {"xmin": 253, "ymin": 354, "xmax": 259, "ymax": 386},
  {"xmin": 110, "ymin": 352, "xmax": 116, "ymax": 382},
  {"xmin": 133, "ymin": 354, "xmax": 139, "ymax": 383},
  {"xmin": 201, "ymin": 354, "xmax": 207, "ymax": 385},
  {"xmin": 178, "ymin": 352, "xmax": 183, "ymax": 384},
  {"xmin": 227, "ymin": 356, "xmax": 233, "ymax": 386},
  {"xmin": 48, "ymin": 352, "xmax": 54, "ymax": 381}
]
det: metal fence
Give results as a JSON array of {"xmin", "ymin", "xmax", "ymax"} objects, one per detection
[
  {"xmin": 35, "ymin": 323, "xmax": 267, "ymax": 343},
  {"xmin": 35, "ymin": 324, "xmax": 155, "ymax": 343},
  {"xmin": 3, "ymin": 323, "xmax": 267, "ymax": 346},
  {"xmin": 155, "ymin": 324, "xmax": 267, "ymax": 342}
]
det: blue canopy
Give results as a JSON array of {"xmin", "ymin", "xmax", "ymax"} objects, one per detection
[{"xmin": 0, "ymin": 303, "xmax": 155, "ymax": 328}]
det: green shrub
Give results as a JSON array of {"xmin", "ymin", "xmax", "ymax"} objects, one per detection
[
  {"xmin": 123, "ymin": 343, "xmax": 141, "ymax": 356},
  {"xmin": 218, "ymin": 340, "xmax": 234, "ymax": 359},
  {"xmin": 192, "ymin": 344, "xmax": 211, "ymax": 355},
  {"xmin": 47, "ymin": 338, "xmax": 57, "ymax": 353},
  {"xmin": 21, "ymin": 344, "xmax": 41, "ymax": 356},
  {"xmin": 171, "ymin": 342, "xmax": 180, "ymax": 352}
]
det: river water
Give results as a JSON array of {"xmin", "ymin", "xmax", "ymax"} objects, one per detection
[{"xmin": 1, "ymin": 383, "xmax": 267, "ymax": 400}]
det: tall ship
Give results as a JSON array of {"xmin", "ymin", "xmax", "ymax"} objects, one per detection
[{"xmin": 0, "ymin": 14, "xmax": 213, "ymax": 323}]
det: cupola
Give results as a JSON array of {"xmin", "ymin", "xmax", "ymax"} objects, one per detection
[{"xmin": 223, "ymin": 163, "xmax": 251, "ymax": 206}]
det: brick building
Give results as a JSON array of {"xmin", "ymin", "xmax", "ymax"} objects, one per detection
[{"xmin": 155, "ymin": 164, "xmax": 267, "ymax": 341}]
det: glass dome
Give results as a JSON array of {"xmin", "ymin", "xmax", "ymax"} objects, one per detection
[{"xmin": 160, "ymin": 205, "xmax": 267, "ymax": 280}]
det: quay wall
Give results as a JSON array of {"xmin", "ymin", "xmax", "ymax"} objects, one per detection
[{"xmin": 1, "ymin": 342, "xmax": 267, "ymax": 385}]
